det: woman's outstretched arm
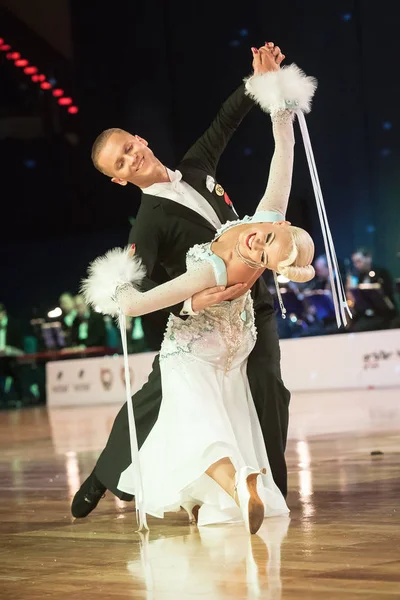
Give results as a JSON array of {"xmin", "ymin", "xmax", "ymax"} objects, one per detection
[
  {"xmin": 116, "ymin": 261, "xmax": 217, "ymax": 318},
  {"xmin": 255, "ymin": 110, "xmax": 295, "ymax": 217}
]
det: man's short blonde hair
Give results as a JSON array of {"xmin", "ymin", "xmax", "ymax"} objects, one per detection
[{"xmin": 91, "ymin": 127, "xmax": 126, "ymax": 175}]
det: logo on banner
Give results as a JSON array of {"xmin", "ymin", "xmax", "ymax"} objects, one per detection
[
  {"xmin": 363, "ymin": 349, "xmax": 400, "ymax": 370},
  {"xmin": 100, "ymin": 368, "xmax": 113, "ymax": 390},
  {"xmin": 53, "ymin": 369, "xmax": 68, "ymax": 393},
  {"xmin": 74, "ymin": 368, "xmax": 90, "ymax": 392},
  {"xmin": 120, "ymin": 366, "xmax": 134, "ymax": 387}
]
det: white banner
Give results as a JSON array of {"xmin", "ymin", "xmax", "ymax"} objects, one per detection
[
  {"xmin": 46, "ymin": 329, "xmax": 400, "ymax": 407},
  {"xmin": 47, "ymin": 352, "xmax": 157, "ymax": 407},
  {"xmin": 280, "ymin": 329, "xmax": 400, "ymax": 392}
]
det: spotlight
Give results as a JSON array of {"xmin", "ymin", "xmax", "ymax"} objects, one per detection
[
  {"xmin": 15, "ymin": 59, "xmax": 29, "ymax": 67},
  {"xmin": 6, "ymin": 51, "xmax": 20, "ymax": 60},
  {"xmin": 369, "ymin": 271, "xmax": 376, "ymax": 277},
  {"xmin": 68, "ymin": 106, "xmax": 79, "ymax": 114},
  {"xmin": 24, "ymin": 66, "xmax": 38, "ymax": 75},
  {"xmin": 40, "ymin": 81, "xmax": 52, "ymax": 90},
  {"xmin": 58, "ymin": 97, "xmax": 72, "ymax": 106},
  {"xmin": 48, "ymin": 307, "xmax": 62, "ymax": 318},
  {"xmin": 52, "ymin": 88, "xmax": 64, "ymax": 97}
]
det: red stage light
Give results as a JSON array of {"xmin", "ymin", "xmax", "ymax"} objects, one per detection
[
  {"xmin": 37, "ymin": 74, "xmax": 46, "ymax": 82},
  {"xmin": 24, "ymin": 66, "xmax": 38, "ymax": 75},
  {"xmin": 6, "ymin": 51, "xmax": 20, "ymax": 60},
  {"xmin": 40, "ymin": 81, "xmax": 52, "ymax": 90},
  {"xmin": 52, "ymin": 88, "xmax": 64, "ymax": 98},
  {"xmin": 15, "ymin": 59, "xmax": 29, "ymax": 67},
  {"xmin": 58, "ymin": 97, "xmax": 72, "ymax": 106},
  {"xmin": 0, "ymin": 39, "xmax": 4, "ymax": 45},
  {"xmin": 0, "ymin": 44, "xmax": 11, "ymax": 51},
  {"xmin": 68, "ymin": 106, "xmax": 79, "ymax": 114},
  {"xmin": 31, "ymin": 74, "xmax": 40, "ymax": 82}
]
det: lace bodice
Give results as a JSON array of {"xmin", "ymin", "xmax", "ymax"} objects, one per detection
[{"xmin": 158, "ymin": 241, "xmax": 255, "ymax": 371}]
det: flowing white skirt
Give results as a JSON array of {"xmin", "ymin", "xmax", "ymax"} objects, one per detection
[{"xmin": 118, "ymin": 353, "xmax": 289, "ymax": 526}]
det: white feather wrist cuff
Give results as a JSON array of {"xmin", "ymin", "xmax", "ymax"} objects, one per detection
[
  {"xmin": 81, "ymin": 246, "xmax": 146, "ymax": 316},
  {"xmin": 244, "ymin": 64, "xmax": 317, "ymax": 115}
]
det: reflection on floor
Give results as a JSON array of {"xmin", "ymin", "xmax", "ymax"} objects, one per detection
[{"xmin": 0, "ymin": 389, "xmax": 399, "ymax": 599}]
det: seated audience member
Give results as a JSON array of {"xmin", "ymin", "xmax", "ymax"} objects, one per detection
[
  {"xmin": 348, "ymin": 247, "xmax": 398, "ymax": 331},
  {"xmin": 306, "ymin": 254, "xmax": 330, "ymax": 290},
  {"xmin": 69, "ymin": 295, "xmax": 107, "ymax": 349},
  {"xmin": 351, "ymin": 248, "xmax": 396, "ymax": 304},
  {"xmin": 287, "ymin": 255, "xmax": 341, "ymax": 336},
  {"xmin": 0, "ymin": 303, "xmax": 24, "ymax": 401},
  {"xmin": 59, "ymin": 292, "xmax": 77, "ymax": 346}
]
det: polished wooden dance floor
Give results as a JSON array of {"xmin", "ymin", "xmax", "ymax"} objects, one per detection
[{"xmin": 1, "ymin": 389, "xmax": 399, "ymax": 599}]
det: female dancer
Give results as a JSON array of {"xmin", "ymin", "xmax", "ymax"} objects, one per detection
[{"xmin": 83, "ymin": 65, "xmax": 316, "ymax": 535}]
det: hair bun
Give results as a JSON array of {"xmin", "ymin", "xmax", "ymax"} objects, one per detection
[{"xmin": 279, "ymin": 264, "xmax": 315, "ymax": 283}]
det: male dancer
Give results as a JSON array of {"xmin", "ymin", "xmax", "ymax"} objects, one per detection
[{"xmin": 72, "ymin": 43, "xmax": 290, "ymax": 518}]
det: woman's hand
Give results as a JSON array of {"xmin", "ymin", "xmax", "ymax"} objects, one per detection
[{"xmin": 251, "ymin": 42, "xmax": 285, "ymax": 76}]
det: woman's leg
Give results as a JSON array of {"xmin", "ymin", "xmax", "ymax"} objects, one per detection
[
  {"xmin": 205, "ymin": 458, "xmax": 265, "ymax": 534},
  {"xmin": 206, "ymin": 458, "xmax": 237, "ymax": 501}
]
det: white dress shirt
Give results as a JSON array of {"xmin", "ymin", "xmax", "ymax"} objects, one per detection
[
  {"xmin": 142, "ymin": 169, "xmax": 223, "ymax": 315},
  {"xmin": 143, "ymin": 168, "xmax": 222, "ymax": 230}
]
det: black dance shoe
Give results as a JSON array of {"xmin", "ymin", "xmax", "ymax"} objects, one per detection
[{"xmin": 71, "ymin": 470, "xmax": 107, "ymax": 518}]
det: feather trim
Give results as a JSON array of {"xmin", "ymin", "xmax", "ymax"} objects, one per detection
[
  {"xmin": 244, "ymin": 64, "xmax": 317, "ymax": 115},
  {"xmin": 81, "ymin": 246, "xmax": 146, "ymax": 316}
]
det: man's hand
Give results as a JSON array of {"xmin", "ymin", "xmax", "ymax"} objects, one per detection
[
  {"xmin": 251, "ymin": 42, "xmax": 285, "ymax": 76},
  {"xmin": 192, "ymin": 283, "xmax": 250, "ymax": 313}
]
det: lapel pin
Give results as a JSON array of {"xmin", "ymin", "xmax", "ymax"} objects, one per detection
[{"xmin": 215, "ymin": 183, "xmax": 224, "ymax": 196}]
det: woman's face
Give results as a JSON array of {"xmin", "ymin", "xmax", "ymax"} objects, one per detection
[{"xmin": 236, "ymin": 221, "xmax": 292, "ymax": 271}]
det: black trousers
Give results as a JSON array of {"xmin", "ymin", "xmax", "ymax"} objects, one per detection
[{"xmin": 95, "ymin": 309, "xmax": 290, "ymax": 500}]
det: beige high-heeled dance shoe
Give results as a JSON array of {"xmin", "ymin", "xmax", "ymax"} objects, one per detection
[
  {"xmin": 181, "ymin": 501, "xmax": 201, "ymax": 524},
  {"xmin": 234, "ymin": 467, "xmax": 265, "ymax": 535}
]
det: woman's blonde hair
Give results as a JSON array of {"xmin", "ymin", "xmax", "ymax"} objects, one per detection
[{"xmin": 277, "ymin": 226, "xmax": 315, "ymax": 283}]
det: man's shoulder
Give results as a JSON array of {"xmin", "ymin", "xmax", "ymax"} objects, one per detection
[
  {"xmin": 178, "ymin": 160, "xmax": 207, "ymax": 181},
  {"xmin": 137, "ymin": 193, "xmax": 165, "ymax": 216}
]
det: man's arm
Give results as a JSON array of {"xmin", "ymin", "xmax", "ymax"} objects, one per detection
[
  {"xmin": 180, "ymin": 45, "xmax": 285, "ymax": 177},
  {"xmin": 179, "ymin": 84, "xmax": 254, "ymax": 177},
  {"xmin": 127, "ymin": 212, "xmax": 186, "ymax": 317}
]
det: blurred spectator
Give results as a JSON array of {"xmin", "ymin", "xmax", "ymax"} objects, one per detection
[
  {"xmin": 0, "ymin": 303, "xmax": 23, "ymax": 354},
  {"xmin": 351, "ymin": 248, "xmax": 396, "ymax": 305},
  {"xmin": 0, "ymin": 303, "xmax": 24, "ymax": 402},
  {"xmin": 308, "ymin": 255, "xmax": 330, "ymax": 291},
  {"xmin": 59, "ymin": 292, "xmax": 77, "ymax": 346},
  {"xmin": 69, "ymin": 295, "xmax": 107, "ymax": 349},
  {"xmin": 348, "ymin": 247, "xmax": 398, "ymax": 331}
]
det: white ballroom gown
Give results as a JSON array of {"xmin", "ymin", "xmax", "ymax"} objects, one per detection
[{"xmin": 118, "ymin": 214, "xmax": 290, "ymax": 526}]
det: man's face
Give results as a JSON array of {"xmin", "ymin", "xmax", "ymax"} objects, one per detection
[
  {"xmin": 352, "ymin": 252, "xmax": 371, "ymax": 273},
  {"xmin": 75, "ymin": 296, "xmax": 88, "ymax": 318},
  {"xmin": 97, "ymin": 132, "xmax": 161, "ymax": 188},
  {"xmin": 59, "ymin": 294, "xmax": 75, "ymax": 314}
]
